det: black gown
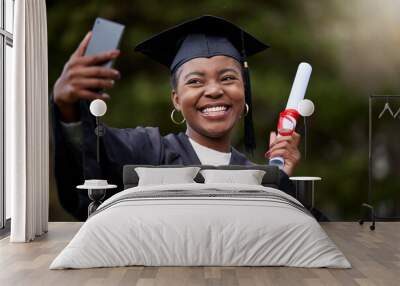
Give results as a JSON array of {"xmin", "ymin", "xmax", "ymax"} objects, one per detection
[{"xmin": 51, "ymin": 97, "xmax": 295, "ymax": 221}]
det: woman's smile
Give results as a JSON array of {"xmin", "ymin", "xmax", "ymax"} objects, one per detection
[{"xmin": 198, "ymin": 103, "xmax": 232, "ymax": 119}]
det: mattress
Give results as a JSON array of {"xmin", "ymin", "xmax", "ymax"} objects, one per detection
[{"xmin": 50, "ymin": 183, "xmax": 351, "ymax": 269}]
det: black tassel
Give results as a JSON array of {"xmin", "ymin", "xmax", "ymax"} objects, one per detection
[{"xmin": 243, "ymin": 61, "xmax": 256, "ymax": 154}]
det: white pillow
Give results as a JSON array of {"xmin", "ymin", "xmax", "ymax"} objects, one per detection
[
  {"xmin": 200, "ymin": 169, "xmax": 266, "ymax": 185},
  {"xmin": 135, "ymin": 167, "xmax": 201, "ymax": 186}
]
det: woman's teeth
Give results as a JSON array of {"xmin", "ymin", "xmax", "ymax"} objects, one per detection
[{"xmin": 201, "ymin": 106, "xmax": 228, "ymax": 113}]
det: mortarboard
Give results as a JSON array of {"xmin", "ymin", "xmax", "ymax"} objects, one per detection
[{"xmin": 134, "ymin": 15, "xmax": 270, "ymax": 153}]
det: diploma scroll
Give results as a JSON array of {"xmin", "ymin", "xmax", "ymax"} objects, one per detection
[{"xmin": 269, "ymin": 62, "xmax": 312, "ymax": 169}]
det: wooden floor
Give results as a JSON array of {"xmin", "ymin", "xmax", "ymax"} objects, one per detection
[{"xmin": 0, "ymin": 222, "xmax": 399, "ymax": 286}]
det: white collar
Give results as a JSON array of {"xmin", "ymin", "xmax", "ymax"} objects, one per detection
[{"xmin": 188, "ymin": 137, "xmax": 231, "ymax": 165}]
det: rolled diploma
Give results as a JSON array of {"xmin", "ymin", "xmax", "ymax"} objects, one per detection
[
  {"xmin": 286, "ymin": 62, "xmax": 312, "ymax": 110},
  {"xmin": 269, "ymin": 62, "xmax": 312, "ymax": 168}
]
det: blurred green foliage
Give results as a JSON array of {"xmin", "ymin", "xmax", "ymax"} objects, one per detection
[{"xmin": 47, "ymin": 0, "xmax": 400, "ymax": 221}]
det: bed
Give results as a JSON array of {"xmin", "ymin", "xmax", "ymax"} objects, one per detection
[{"xmin": 50, "ymin": 165, "xmax": 350, "ymax": 269}]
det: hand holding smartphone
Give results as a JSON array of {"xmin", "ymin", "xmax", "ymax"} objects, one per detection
[{"xmin": 53, "ymin": 18, "xmax": 125, "ymax": 122}]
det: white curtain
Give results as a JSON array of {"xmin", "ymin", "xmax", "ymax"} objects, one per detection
[{"xmin": 6, "ymin": 0, "xmax": 49, "ymax": 242}]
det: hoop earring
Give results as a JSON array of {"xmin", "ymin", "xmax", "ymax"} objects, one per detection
[
  {"xmin": 244, "ymin": 103, "xmax": 249, "ymax": 117},
  {"xmin": 171, "ymin": 109, "xmax": 186, "ymax": 125}
]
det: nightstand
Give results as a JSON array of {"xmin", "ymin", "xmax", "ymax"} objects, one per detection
[
  {"xmin": 289, "ymin": 176, "xmax": 322, "ymax": 210},
  {"xmin": 77, "ymin": 180, "xmax": 117, "ymax": 217}
]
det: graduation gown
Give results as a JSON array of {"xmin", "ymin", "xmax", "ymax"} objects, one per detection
[{"xmin": 51, "ymin": 97, "xmax": 295, "ymax": 221}]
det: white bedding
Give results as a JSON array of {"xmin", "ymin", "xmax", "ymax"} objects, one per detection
[{"xmin": 50, "ymin": 183, "xmax": 351, "ymax": 269}]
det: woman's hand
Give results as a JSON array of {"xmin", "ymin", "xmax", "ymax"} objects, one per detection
[
  {"xmin": 53, "ymin": 31, "xmax": 121, "ymax": 122},
  {"xmin": 265, "ymin": 131, "xmax": 301, "ymax": 176}
]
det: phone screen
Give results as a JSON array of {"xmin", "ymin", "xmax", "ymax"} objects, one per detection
[{"xmin": 85, "ymin": 18, "xmax": 125, "ymax": 68}]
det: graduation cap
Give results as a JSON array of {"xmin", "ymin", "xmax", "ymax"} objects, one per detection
[{"xmin": 134, "ymin": 15, "xmax": 270, "ymax": 153}]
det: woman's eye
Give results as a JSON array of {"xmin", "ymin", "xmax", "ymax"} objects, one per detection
[
  {"xmin": 186, "ymin": 79, "xmax": 202, "ymax": 85},
  {"xmin": 222, "ymin": 75, "xmax": 236, "ymax": 81}
]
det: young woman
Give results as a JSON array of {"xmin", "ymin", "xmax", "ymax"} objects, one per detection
[{"xmin": 52, "ymin": 16, "xmax": 301, "ymax": 220}]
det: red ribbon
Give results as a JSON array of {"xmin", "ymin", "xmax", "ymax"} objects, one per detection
[
  {"xmin": 277, "ymin": 109, "xmax": 300, "ymax": 136},
  {"xmin": 265, "ymin": 109, "xmax": 301, "ymax": 159}
]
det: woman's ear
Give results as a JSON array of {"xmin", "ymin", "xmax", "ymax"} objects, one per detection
[{"xmin": 171, "ymin": 89, "xmax": 181, "ymax": 110}]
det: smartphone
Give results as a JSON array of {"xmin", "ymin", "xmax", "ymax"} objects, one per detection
[{"xmin": 84, "ymin": 18, "xmax": 125, "ymax": 68}]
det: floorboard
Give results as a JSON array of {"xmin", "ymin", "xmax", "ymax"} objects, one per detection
[{"xmin": 0, "ymin": 222, "xmax": 399, "ymax": 286}]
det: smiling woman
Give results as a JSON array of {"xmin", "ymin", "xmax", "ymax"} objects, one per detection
[
  {"xmin": 52, "ymin": 15, "xmax": 302, "ymax": 221},
  {"xmin": 172, "ymin": 56, "xmax": 245, "ymax": 153}
]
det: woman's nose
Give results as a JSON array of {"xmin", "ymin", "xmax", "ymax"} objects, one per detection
[{"xmin": 204, "ymin": 82, "xmax": 223, "ymax": 98}]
